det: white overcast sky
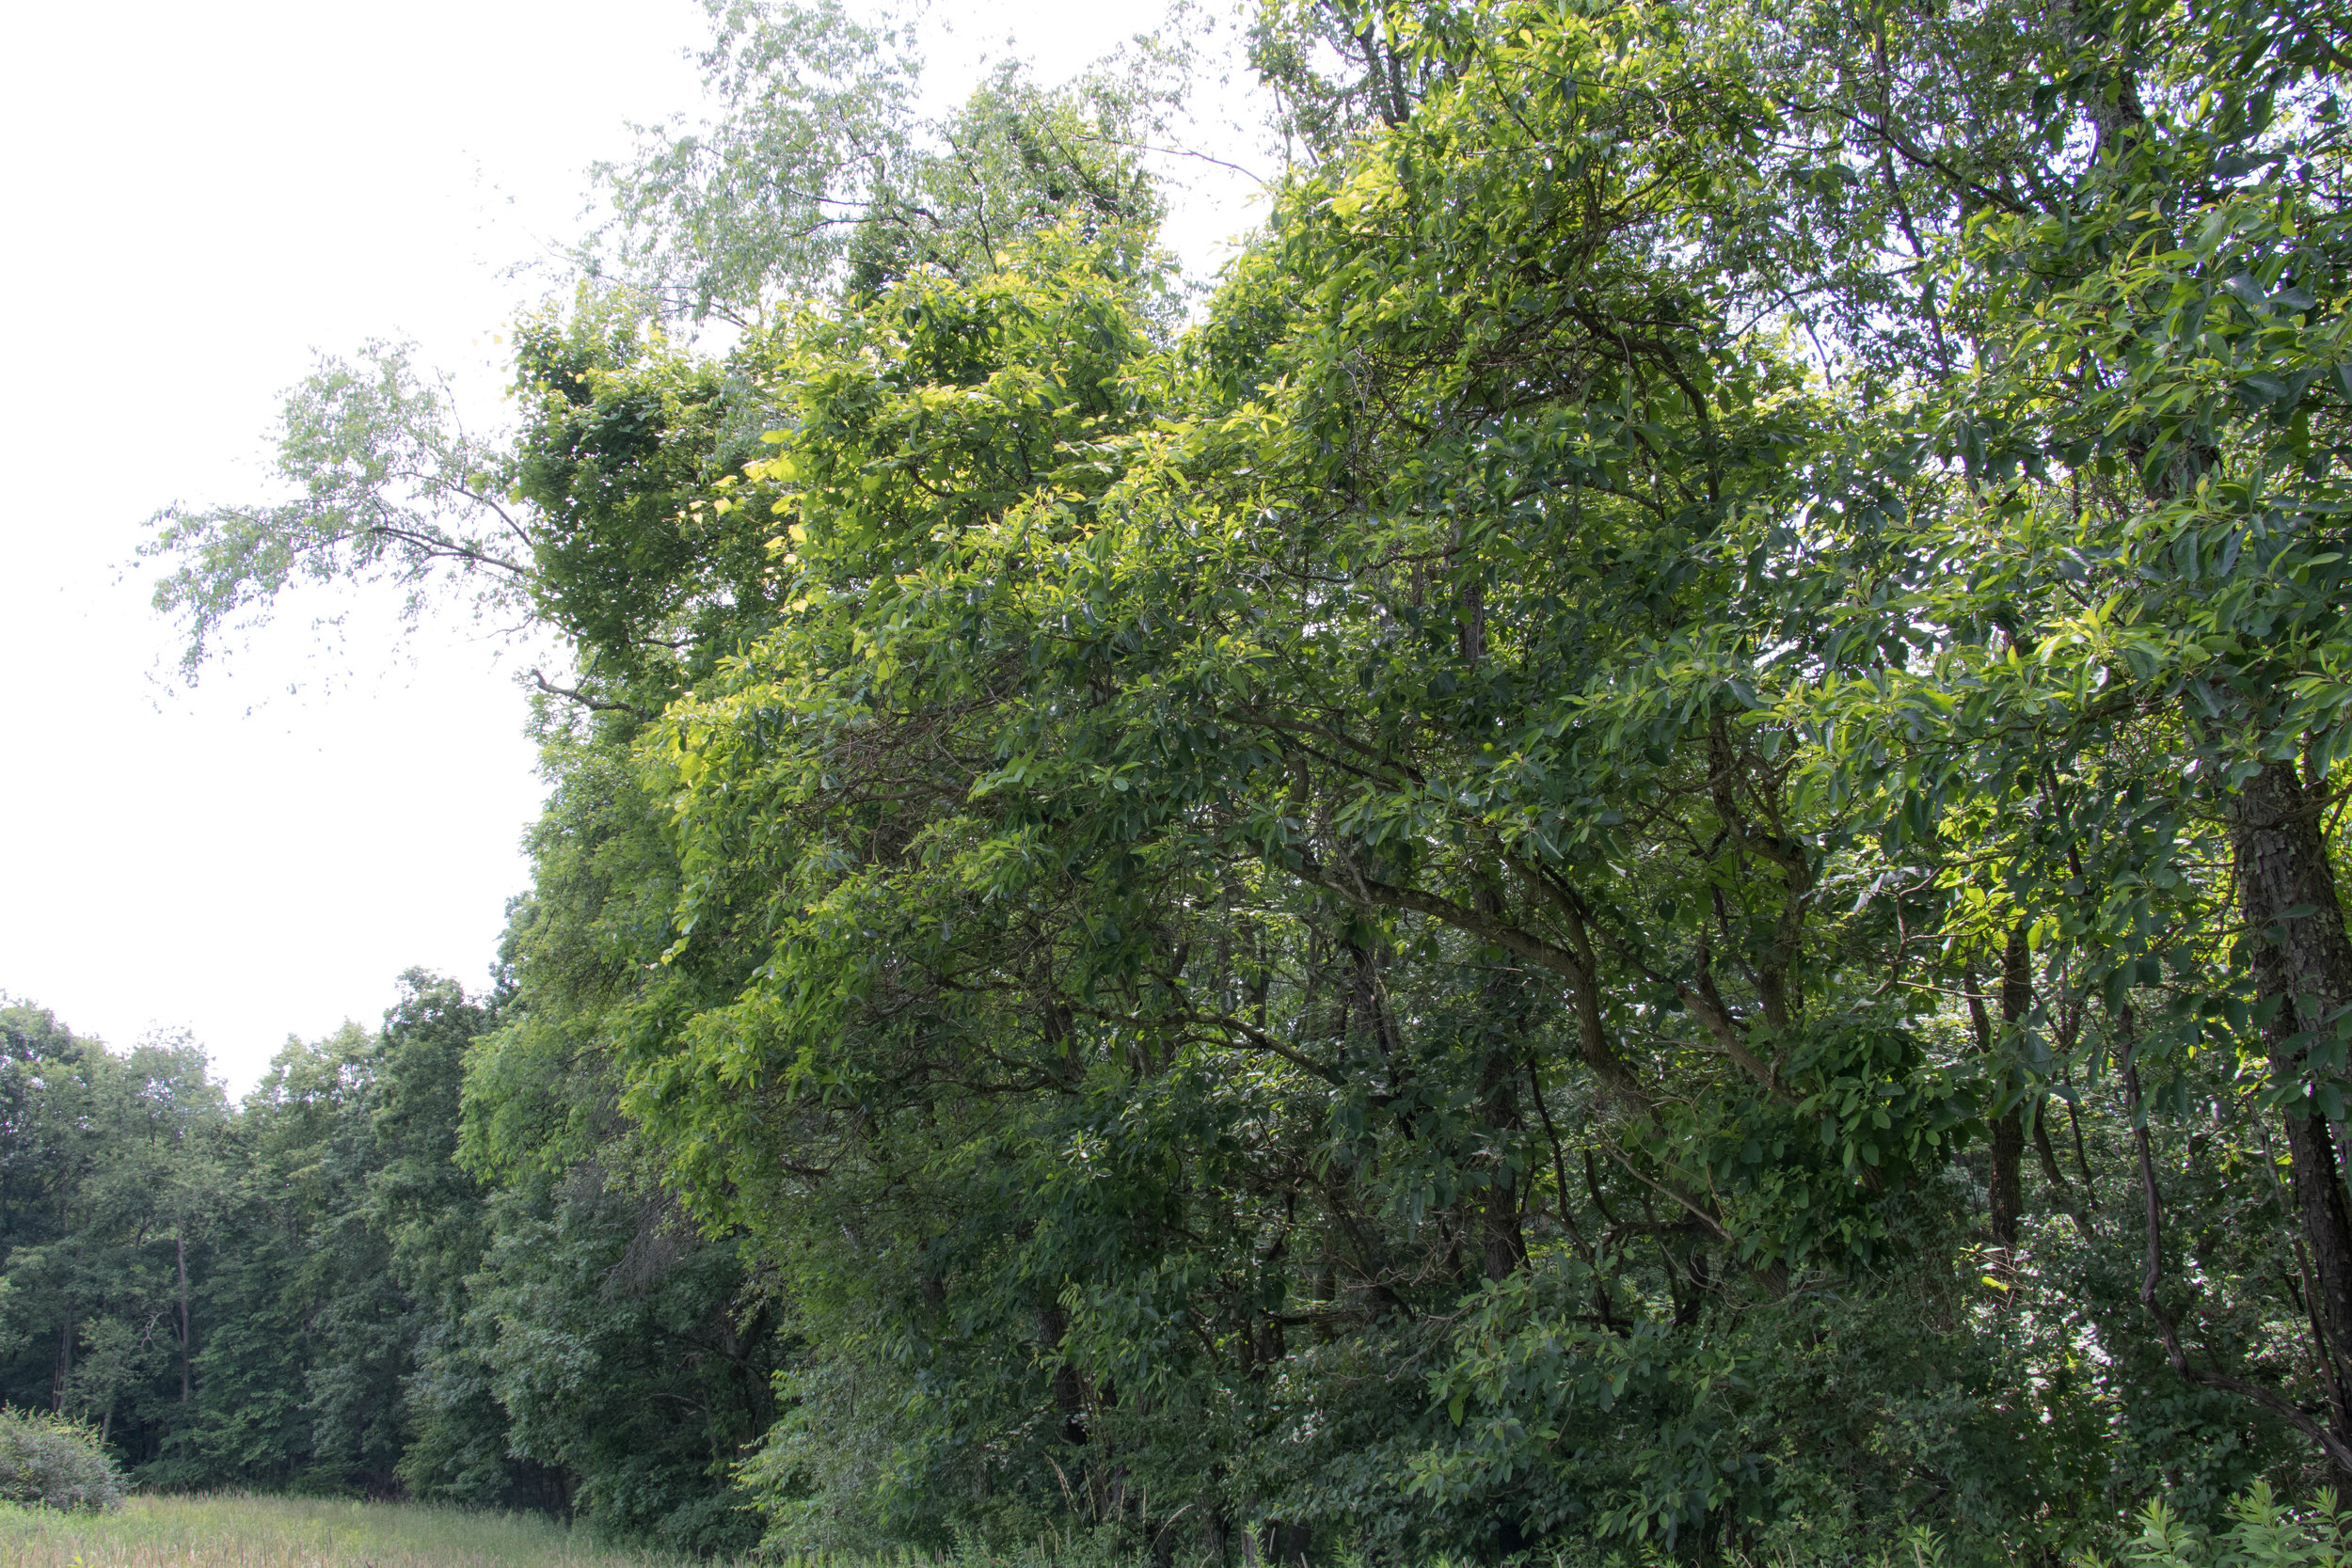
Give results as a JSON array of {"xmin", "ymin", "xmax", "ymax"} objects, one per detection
[{"xmin": 0, "ymin": 0, "xmax": 1266, "ymax": 1093}]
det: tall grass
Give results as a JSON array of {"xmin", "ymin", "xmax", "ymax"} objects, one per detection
[{"xmin": 0, "ymin": 1493, "xmax": 715, "ymax": 1568}]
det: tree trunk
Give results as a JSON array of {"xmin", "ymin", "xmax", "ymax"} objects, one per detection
[
  {"xmin": 1473, "ymin": 885, "xmax": 1528, "ymax": 1282},
  {"xmin": 1988, "ymin": 921, "xmax": 2031, "ymax": 1255},
  {"xmin": 178, "ymin": 1228, "xmax": 192, "ymax": 1405},
  {"xmin": 2230, "ymin": 758, "xmax": 2352, "ymax": 1456},
  {"xmin": 2124, "ymin": 1012, "xmax": 2352, "ymax": 1477},
  {"xmin": 1038, "ymin": 1301, "xmax": 1088, "ymax": 1447},
  {"xmin": 1966, "ymin": 932, "xmax": 2027, "ymax": 1260},
  {"xmin": 51, "ymin": 1310, "xmax": 70, "ymax": 1414},
  {"xmin": 1987, "ymin": 1112, "xmax": 2025, "ymax": 1254},
  {"xmin": 51, "ymin": 1197, "xmax": 70, "ymax": 1414},
  {"xmin": 1476, "ymin": 1059, "xmax": 1528, "ymax": 1283}
]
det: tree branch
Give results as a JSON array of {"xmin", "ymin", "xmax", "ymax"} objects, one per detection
[{"xmin": 531, "ymin": 668, "xmax": 655, "ymax": 721}]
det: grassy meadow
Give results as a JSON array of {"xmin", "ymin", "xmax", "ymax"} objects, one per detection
[{"xmin": 0, "ymin": 1494, "xmax": 718, "ymax": 1568}]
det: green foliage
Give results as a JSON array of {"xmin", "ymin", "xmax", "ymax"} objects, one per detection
[
  {"xmin": 139, "ymin": 342, "xmax": 531, "ymax": 681},
  {"xmin": 0, "ymin": 1407, "xmax": 124, "ymax": 1513},
  {"xmin": 115, "ymin": 0, "xmax": 2352, "ymax": 1559},
  {"xmin": 2108, "ymin": 1484, "xmax": 2352, "ymax": 1568},
  {"xmin": 590, "ymin": 0, "xmax": 1191, "ymax": 322},
  {"xmin": 0, "ymin": 1008, "xmax": 227, "ymax": 1471}
]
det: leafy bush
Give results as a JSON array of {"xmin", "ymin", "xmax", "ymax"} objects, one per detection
[
  {"xmin": 2093, "ymin": 1483, "xmax": 2352, "ymax": 1568},
  {"xmin": 0, "ymin": 1406, "xmax": 125, "ymax": 1512}
]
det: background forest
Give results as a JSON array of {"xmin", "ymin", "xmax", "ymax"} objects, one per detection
[{"xmin": 8, "ymin": 0, "xmax": 2352, "ymax": 1560}]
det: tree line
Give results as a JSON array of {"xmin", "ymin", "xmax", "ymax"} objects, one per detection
[
  {"xmin": 33, "ymin": 0, "xmax": 2352, "ymax": 1559},
  {"xmin": 0, "ymin": 979, "xmax": 777, "ymax": 1549}
]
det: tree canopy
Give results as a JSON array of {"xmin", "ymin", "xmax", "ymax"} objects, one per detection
[{"xmin": 63, "ymin": 0, "xmax": 2352, "ymax": 1560}]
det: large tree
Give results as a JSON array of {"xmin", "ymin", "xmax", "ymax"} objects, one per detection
[{"xmin": 121, "ymin": 0, "xmax": 2352, "ymax": 1557}]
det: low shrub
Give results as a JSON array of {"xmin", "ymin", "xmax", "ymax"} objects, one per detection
[
  {"xmin": 2098, "ymin": 1482, "xmax": 2352, "ymax": 1568},
  {"xmin": 0, "ymin": 1406, "xmax": 124, "ymax": 1512}
]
